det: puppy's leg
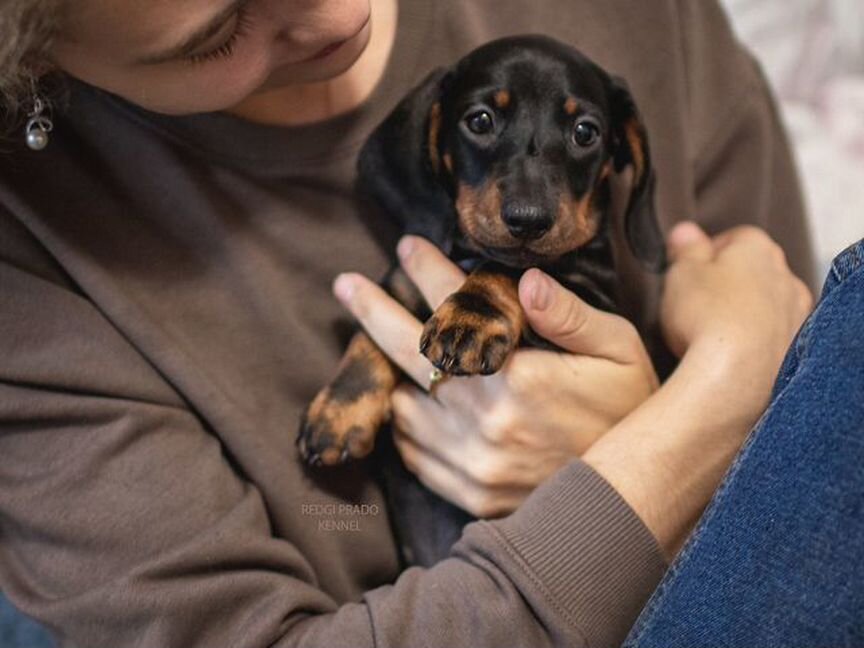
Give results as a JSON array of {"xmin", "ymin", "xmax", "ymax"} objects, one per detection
[
  {"xmin": 297, "ymin": 267, "xmax": 427, "ymax": 467},
  {"xmin": 421, "ymin": 267, "xmax": 524, "ymax": 376},
  {"xmin": 298, "ymin": 331, "xmax": 400, "ymax": 466}
]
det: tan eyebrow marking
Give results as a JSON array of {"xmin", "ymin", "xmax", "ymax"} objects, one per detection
[
  {"xmin": 494, "ymin": 89, "xmax": 511, "ymax": 109},
  {"xmin": 564, "ymin": 97, "xmax": 579, "ymax": 115}
]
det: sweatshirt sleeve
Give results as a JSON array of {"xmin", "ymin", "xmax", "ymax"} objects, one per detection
[
  {"xmin": 0, "ymin": 208, "xmax": 666, "ymax": 648},
  {"xmin": 677, "ymin": 0, "xmax": 817, "ymax": 289}
]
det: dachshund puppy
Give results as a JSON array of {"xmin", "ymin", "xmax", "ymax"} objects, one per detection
[{"xmin": 297, "ymin": 35, "xmax": 665, "ymax": 562}]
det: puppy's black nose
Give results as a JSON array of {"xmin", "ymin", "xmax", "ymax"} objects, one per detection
[{"xmin": 501, "ymin": 202, "xmax": 554, "ymax": 240}]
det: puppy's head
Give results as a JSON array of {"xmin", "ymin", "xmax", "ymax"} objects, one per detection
[{"xmin": 359, "ymin": 35, "xmax": 665, "ymax": 270}]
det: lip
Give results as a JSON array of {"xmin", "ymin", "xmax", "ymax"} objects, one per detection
[
  {"xmin": 301, "ymin": 13, "xmax": 372, "ymax": 63},
  {"xmin": 306, "ymin": 39, "xmax": 348, "ymax": 61}
]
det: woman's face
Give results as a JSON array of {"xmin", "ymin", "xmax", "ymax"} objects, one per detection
[{"xmin": 52, "ymin": 0, "xmax": 374, "ymax": 114}]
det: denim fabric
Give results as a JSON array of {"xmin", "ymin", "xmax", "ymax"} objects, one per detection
[
  {"xmin": 625, "ymin": 239, "xmax": 864, "ymax": 648},
  {"xmin": 0, "ymin": 592, "xmax": 53, "ymax": 648}
]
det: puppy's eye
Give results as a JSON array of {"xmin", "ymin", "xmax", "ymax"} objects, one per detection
[
  {"xmin": 465, "ymin": 110, "xmax": 495, "ymax": 135},
  {"xmin": 572, "ymin": 121, "xmax": 600, "ymax": 147}
]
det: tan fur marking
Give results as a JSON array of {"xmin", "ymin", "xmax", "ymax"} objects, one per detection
[
  {"xmin": 425, "ymin": 297, "xmax": 516, "ymax": 371},
  {"xmin": 422, "ymin": 271, "xmax": 524, "ymax": 374},
  {"xmin": 564, "ymin": 96, "xmax": 579, "ymax": 115},
  {"xmin": 302, "ymin": 332, "xmax": 399, "ymax": 464},
  {"xmin": 624, "ymin": 119, "xmax": 645, "ymax": 182},
  {"xmin": 443, "ymin": 152, "xmax": 453, "ymax": 173},
  {"xmin": 465, "ymin": 273, "xmax": 522, "ymax": 322},
  {"xmin": 494, "ymin": 89, "xmax": 511, "ymax": 109},
  {"xmin": 428, "ymin": 102, "xmax": 442, "ymax": 173},
  {"xmin": 455, "ymin": 177, "xmax": 605, "ymax": 260},
  {"xmin": 555, "ymin": 191, "xmax": 600, "ymax": 250},
  {"xmin": 455, "ymin": 182, "xmax": 505, "ymax": 245},
  {"xmin": 599, "ymin": 160, "xmax": 613, "ymax": 182}
]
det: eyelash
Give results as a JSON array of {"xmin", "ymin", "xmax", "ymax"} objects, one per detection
[{"xmin": 185, "ymin": 7, "xmax": 253, "ymax": 65}]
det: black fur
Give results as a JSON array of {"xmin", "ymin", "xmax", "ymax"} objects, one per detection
[{"xmin": 357, "ymin": 35, "xmax": 666, "ymax": 567}]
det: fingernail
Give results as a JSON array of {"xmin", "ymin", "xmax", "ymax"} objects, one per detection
[
  {"xmin": 333, "ymin": 273, "xmax": 356, "ymax": 303},
  {"xmin": 397, "ymin": 236, "xmax": 416, "ymax": 262},
  {"xmin": 528, "ymin": 270, "xmax": 553, "ymax": 311}
]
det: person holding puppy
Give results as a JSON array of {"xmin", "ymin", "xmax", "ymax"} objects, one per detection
[{"xmin": 2, "ymin": 1, "xmax": 856, "ymax": 647}]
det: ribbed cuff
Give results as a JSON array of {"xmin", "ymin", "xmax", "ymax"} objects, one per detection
[{"xmin": 491, "ymin": 459, "xmax": 667, "ymax": 648}]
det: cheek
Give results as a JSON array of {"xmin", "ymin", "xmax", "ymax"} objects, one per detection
[{"xmin": 261, "ymin": 0, "xmax": 372, "ymax": 47}]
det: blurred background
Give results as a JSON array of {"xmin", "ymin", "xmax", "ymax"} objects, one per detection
[
  {"xmin": 720, "ymin": 0, "xmax": 864, "ymax": 278},
  {"xmin": 1, "ymin": 1, "xmax": 863, "ymax": 646}
]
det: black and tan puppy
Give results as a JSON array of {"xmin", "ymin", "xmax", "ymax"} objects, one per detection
[
  {"xmin": 298, "ymin": 34, "xmax": 664, "ymax": 466},
  {"xmin": 297, "ymin": 35, "xmax": 665, "ymax": 562}
]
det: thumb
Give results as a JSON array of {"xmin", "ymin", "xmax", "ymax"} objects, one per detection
[
  {"xmin": 519, "ymin": 269, "xmax": 644, "ymax": 364},
  {"xmin": 667, "ymin": 221, "xmax": 713, "ymax": 263}
]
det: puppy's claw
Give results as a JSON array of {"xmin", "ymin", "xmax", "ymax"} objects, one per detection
[{"xmin": 419, "ymin": 332, "xmax": 432, "ymax": 355}]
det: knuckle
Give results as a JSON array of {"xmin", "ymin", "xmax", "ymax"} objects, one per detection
[
  {"xmin": 477, "ymin": 411, "xmax": 515, "ymax": 445},
  {"xmin": 466, "ymin": 490, "xmax": 497, "ymax": 517},
  {"xmin": 771, "ymin": 244, "xmax": 788, "ymax": 267},
  {"xmin": 557, "ymin": 295, "xmax": 590, "ymax": 338},
  {"xmin": 392, "ymin": 383, "xmax": 417, "ymax": 403},
  {"xmin": 348, "ymin": 283, "xmax": 372, "ymax": 319},
  {"xmin": 736, "ymin": 224, "xmax": 767, "ymax": 241},
  {"xmin": 391, "ymin": 407, "xmax": 413, "ymax": 434},
  {"xmin": 469, "ymin": 457, "xmax": 507, "ymax": 488},
  {"xmin": 618, "ymin": 319, "xmax": 642, "ymax": 349},
  {"xmin": 401, "ymin": 246, "xmax": 425, "ymax": 277}
]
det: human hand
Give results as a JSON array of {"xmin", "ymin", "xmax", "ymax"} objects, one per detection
[
  {"xmin": 333, "ymin": 236, "xmax": 658, "ymax": 517},
  {"xmin": 583, "ymin": 222, "xmax": 813, "ymax": 558},
  {"xmin": 660, "ymin": 222, "xmax": 812, "ymax": 417}
]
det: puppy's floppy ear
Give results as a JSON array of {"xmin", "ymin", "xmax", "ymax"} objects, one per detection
[
  {"xmin": 358, "ymin": 67, "xmax": 456, "ymax": 252},
  {"xmin": 609, "ymin": 76, "xmax": 666, "ymax": 271}
]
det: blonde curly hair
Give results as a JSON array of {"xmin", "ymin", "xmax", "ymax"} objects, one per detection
[{"xmin": 0, "ymin": 0, "xmax": 61, "ymax": 126}]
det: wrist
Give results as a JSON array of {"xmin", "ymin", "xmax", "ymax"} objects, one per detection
[
  {"xmin": 583, "ymin": 337, "xmax": 767, "ymax": 559},
  {"xmin": 684, "ymin": 331, "xmax": 782, "ymax": 418}
]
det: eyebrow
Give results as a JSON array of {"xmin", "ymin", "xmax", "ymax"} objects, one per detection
[{"xmin": 136, "ymin": 0, "xmax": 245, "ymax": 64}]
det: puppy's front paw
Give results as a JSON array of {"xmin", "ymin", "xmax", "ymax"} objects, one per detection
[
  {"xmin": 296, "ymin": 332, "xmax": 398, "ymax": 467},
  {"xmin": 297, "ymin": 386, "xmax": 389, "ymax": 467},
  {"xmin": 420, "ymin": 291, "xmax": 520, "ymax": 376}
]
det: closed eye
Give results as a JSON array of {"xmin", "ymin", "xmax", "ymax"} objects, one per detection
[{"xmin": 185, "ymin": 6, "xmax": 253, "ymax": 65}]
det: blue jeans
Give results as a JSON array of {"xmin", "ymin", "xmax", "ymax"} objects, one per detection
[
  {"xmin": 0, "ymin": 592, "xmax": 53, "ymax": 648},
  {"xmin": 625, "ymin": 239, "xmax": 864, "ymax": 648}
]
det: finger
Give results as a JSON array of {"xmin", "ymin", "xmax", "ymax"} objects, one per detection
[
  {"xmin": 394, "ymin": 432, "xmax": 475, "ymax": 511},
  {"xmin": 519, "ymin": 269, "xmax": 647, "ymax": 364},
  {"xmin": 333, "ymin": 272, "xmax": 437, "ymax": 388},
  {"xmin": 391, "ymin": 384, "xmax": 452, "ymax": 440},
  {"xmin": 392, "ymin": 385, "xmax": 464, "ymax": 458},
  {"xmin": 667, "ymin": 221, "xmax": 714, "ymax": 263},
  {"xmin": 394, "ymin": 433, "xmax": 527, "ymax": 517},
  {"xmin": 397, "ymin": 236, "xmax": 466, "ymax": 310}
]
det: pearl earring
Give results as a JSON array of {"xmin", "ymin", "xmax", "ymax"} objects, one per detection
[{"xmin": 25, "ymin": 91, "xmax": 53, "ymax": 151}]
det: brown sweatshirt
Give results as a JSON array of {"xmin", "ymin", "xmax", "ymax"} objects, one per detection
[{"xmin": 0, "ymin": 1, "xmax": 813, "ymax": 647}]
